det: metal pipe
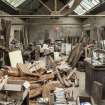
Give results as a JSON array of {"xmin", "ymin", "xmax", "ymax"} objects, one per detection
[
  {"xmin": 0, "ymin": 15, "xmax": 105, "ymax": 18},
  {"xmin": 12, "ymin": 23, "xmax": 81, "ymax": 26},
  {"xmin": 54, "ymin": 0, "xmax": 57, "ymax": 11}
]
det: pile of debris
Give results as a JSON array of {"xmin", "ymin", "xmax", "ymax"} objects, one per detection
[
  {"xmin": 0, "ymin": 35, "xmax": 85, "ymax": 104},
  {"xmin": 0, "ymin": 62, "xmax": 54, "ymax": 99},
  {"xmin": 0, "ymin": 54, "xmax": 80, "ymax": 104}
]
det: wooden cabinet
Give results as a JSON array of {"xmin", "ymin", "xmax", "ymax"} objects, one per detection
[{"xmin": 85, "ymin": 62, "xmax": 105, "ymax": 99}]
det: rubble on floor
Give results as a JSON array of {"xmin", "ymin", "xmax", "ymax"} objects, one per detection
[
  {"xmin": 0, "ymin": 55, "xmax": 81, "ymax": 105},
  {"xmin": 0, "ymin": 34, "xmax": 101, "ymax": 105}
]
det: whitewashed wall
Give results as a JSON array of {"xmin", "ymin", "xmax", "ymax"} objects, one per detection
[{"xmin": 28, "ymin": 17, "xmax": 82, "ymax": 43}]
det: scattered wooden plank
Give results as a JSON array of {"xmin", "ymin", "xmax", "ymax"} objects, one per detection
[
  {"xmin": 30, "ymin": 83, "xmax": 41, "ymax": 90},
  {"xmin": 42, "ymin": 84, "xmax": 50, "ymax": 98},
  {"xmin": 0, "ymin": 76, "xmax": 8, "ymax": 90},
  {"xmin": 67, "ymin": 44, "xmax": 78, "ymax": 64},
  {"xmin": 17, "ymin": 63, "xmax": 40, "ymax": 78},
  {"xmin": 71, "ymin": 43, "xmax": 83, "ymax": 68},
  {"xmin": 29, "ymin": 87, "xmax": 42, "ymax": 99},
  {"xmin": 7, "ymin": 68, "xmax": 20, "ymax": 77},
  {"xmin": 67, "ymin": 68, "xmax": 77, "ymax": 80}
]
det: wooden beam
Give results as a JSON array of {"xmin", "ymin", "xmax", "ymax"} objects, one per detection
[
  {"xmin": 61, "ymin": 0, "xmax": 81, "ymax": 16},
  {"xmin": 54, "ymin": 0, "xmax": 57, "ymax": 11},
  {"xmin": 59, "ymin": 1, "xmax": 69, "ymax": 13},
  {"xmin": 38, "ymin": 0, "xmax": 52, "ymax": 12}
]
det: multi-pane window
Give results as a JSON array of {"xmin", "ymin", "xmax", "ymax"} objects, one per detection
[
  {"xmin": 2, "ymin": 0, "xmax": 26, "ymax": 7},
  {"xmin": 74, "ymin": 0, "xmax": 100, "ymax": 15}
]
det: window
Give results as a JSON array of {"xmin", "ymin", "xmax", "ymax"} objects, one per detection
[
  {"xmin": 80, "ymin": 1, "xmax": 92, "ymax": 10},
  {"xmin": 74, "ymin": 5, "xmax": 86, "ymax": 15},
  {"xmin": 74, "ymin": 0, "xmax": 100, "ymax": 15},
  {"xmin": 2, "ymin": 0, "xmax": 26, "ymax": 7}
]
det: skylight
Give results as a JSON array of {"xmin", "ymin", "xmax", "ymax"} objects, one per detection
[
  {"xmin": 74, "ymin": 5, "xmax": 86, "ymax": 15},
  {"xmin": 2, "ymin": 0, "xmax": 26, "ymax": 7},
  {"xmin": 74, "ymin": 0, "xmax": 100, "ymax": 15}
]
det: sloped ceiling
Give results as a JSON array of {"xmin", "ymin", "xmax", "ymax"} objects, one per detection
[
  {"xmin": 1, "ymin": 0, "xmax": 105, "ymax": 16},
  {"xmin": 1, "ymin": 0, "xmax": 81, "ymax": 15},
  {"xmin": 18, "ymin": 0, "xmax": 66, "ymax": 14},
  {"xmin": 18, "ymin": 0, "xmax": 81, "ymax": 15}
]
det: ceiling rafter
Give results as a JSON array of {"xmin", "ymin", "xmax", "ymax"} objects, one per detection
[{"xmin": 37, "ymin": 0, "xmax": 52, "ymax": 12}]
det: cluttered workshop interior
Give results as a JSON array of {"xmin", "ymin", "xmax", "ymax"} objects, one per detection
[{"xmin": 0, "ymin": 0, "xmax": 105, "ymax": 105}]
